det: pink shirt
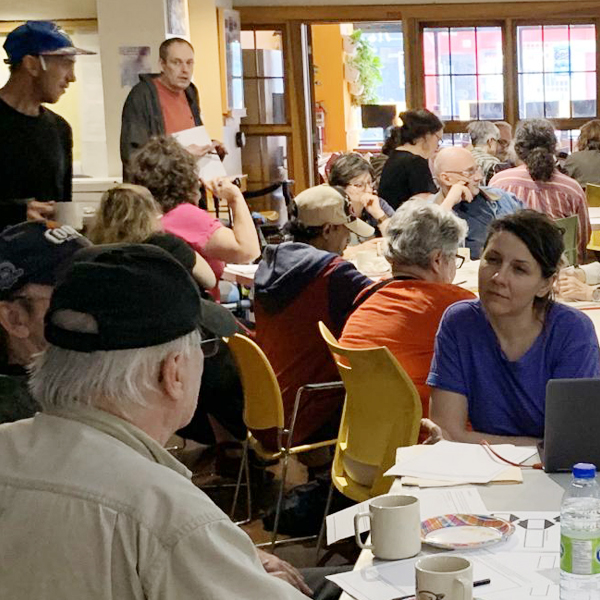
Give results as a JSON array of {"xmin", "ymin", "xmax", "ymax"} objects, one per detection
[
  {"xmin": 489, "ymin": 165, "xmax": 590, "ymax": 260},
  {"xmin": 161, "ymin": 203, "xmax": 224, "ymax": 283}
]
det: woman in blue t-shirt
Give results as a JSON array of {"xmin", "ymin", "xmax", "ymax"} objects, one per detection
[{"xmin": 428, "ymin": 210, "xmax": 600, "ymax": 445}]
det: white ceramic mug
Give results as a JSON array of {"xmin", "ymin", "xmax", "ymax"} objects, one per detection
[
  {"xmin": 353, "ymin": 494, "xmax": 421, "ymax": 560},
  {"xmin": 415, "ymin": 555, "xmax": 473, "ymax": 600},
  {"xmin": 54, "ymin": 202, "xmax": 83, "ymax": 230}
]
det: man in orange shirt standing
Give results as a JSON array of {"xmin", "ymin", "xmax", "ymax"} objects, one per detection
[
  {"xmin": 120, "ymin": 37, "xmax": 225, "ymax": 179},
  {"xmin": 340, "ymin": 200, "xmax": 475, "ymax": 433}
]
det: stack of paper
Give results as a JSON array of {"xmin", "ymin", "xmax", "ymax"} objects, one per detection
[
  {"xmin": 172, "ymin": 126, "xmax": 227, "ymax": 181},
  {"xmin": 384, "ymin": 441, "xmax": 536, "ymax": 484}
]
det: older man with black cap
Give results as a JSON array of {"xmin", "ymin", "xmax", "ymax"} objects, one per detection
[
  {"xmin": 0, "ymin": 21, "xmax": 94, "ymax": 227},
  {"xmin": 253, "ymin": 184, "xmax": 374, "ymax": 451},
  {"xmin": 0, "ymin": 221, "xmax": 90, "ymax": 423},
  {"xmin": 0, "ymin": 243, "xmax": 315, "ymax": 599}
]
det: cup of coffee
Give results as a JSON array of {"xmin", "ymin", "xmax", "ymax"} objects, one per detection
[
  {"xmin": 416, "ymin": 555, "xmax": 473, "ymax": 600},
  {"xmin": 353, "ymin": 494, "xmax": 421, "ymax": 560},
  {"xmin": 54, "ymin": 202, "xmax": 82, "ymax": 230}
]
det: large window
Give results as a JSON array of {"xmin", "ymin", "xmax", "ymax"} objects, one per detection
[
  {"xmin": 423, "ymin": 26, "xmax": 504, "ymax": 122},
  {"xmin": 517, "ymin": 24, "xmax": 596, "ymax": 119}
]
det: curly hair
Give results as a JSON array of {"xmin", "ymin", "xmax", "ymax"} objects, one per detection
[
  {"xmin": 88, "ymin": 184, "xmax": 161, "ymax": 244},
  {"xmin": 129, "ymin": 136, "xmax": 200, "ymax": 212},
  {"xmin": 397, "ymin": 109, "xmax": 443, "ymax": 145},
  {"xmin": 514, "ymin": 119, "xmax": 557, "ymax": 183},
  {"xmin": 578, "ymin": 119, "xmax": 600, "ymax": 152}
]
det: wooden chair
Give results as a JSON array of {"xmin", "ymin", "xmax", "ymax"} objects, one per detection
[
  {"xmin": 316, "ymin": 322, "xmax": 422, "ymax": 553},
  {"xmin": 226, "ymin": 333, "xmax": 343, "ymax": 550},
  {"xmin": 555, "ymin": 215, "xmax": 579, "ymax": 266}
]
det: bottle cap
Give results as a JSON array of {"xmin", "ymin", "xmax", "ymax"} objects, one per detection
[{"xmin": 573, "ymin": 463, "xmax": 597, "ymax": 478}]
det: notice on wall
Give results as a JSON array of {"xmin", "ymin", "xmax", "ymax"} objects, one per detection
[{"xmin": 119, "ymin": 46, "xmax": 151, "ymax": 88}]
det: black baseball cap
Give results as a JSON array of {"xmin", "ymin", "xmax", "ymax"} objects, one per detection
[
  {"xmin": 0, "ymin": 221, "xmax": 90, "ymax": 300},
  {"xmin": 45, "ymin": 244, "xmax": 237, "ymax": 352}
]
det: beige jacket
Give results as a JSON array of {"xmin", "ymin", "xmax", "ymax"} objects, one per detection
[{"xmin": 0, "ymin": 407, "xmax": 308, "ymax": 599}]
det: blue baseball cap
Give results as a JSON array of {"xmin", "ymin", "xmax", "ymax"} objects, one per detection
[{"xmin": 3, "ymin": 21, "xmax": 95, "ymax": 65}]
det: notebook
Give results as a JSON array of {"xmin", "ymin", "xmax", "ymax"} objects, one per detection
[{"xmin": 540, "ymin": 379, "xmax": 600, "ymax": 473}]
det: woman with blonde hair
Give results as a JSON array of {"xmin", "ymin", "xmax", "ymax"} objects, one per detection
[
  {"xmin": 564, "ymin": 119, "xmax": 600, "ymax": 188},
  {"xmin": 88, "ymin": 183, "xmax": 216, "ymax": 289}
]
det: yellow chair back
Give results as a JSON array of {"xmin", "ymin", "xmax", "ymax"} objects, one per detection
[
  {"xmin": 588, "ymin": 229, "xmax": 600, "ymax": 252},
  {"xmin": 554, "ymin": 215, "xmax": 579, "ymax": 266},
  {"xmin": 586, "ymin": 183, "xmax": 600, "ymax": 207},
  {"xmin": 319, "ymin": 322, "xmax": 422, "ymax": 501},
  {"xmin": 226, "ymin": 334, "xmax": 285, "ymax": 431}
]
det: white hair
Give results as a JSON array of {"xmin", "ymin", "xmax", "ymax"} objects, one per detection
[
  {"xmin": 385, "ymin": 200, "xmax": 468, "ymax": 268},
  {"xmin": 29, "ymin": 329, "xmax": 202, "ymax": 418},
  {"xmin": 468, "ymin": 121, "xmax": 500, "ymax": 147}
]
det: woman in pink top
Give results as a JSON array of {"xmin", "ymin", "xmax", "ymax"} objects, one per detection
[
  {"xmin": 129, "ymin": 136, "xmax": 260, "ymax": 293},
  {"xmin": 489, "ymin": 119, "xmax": 590, "ymax": 261}
]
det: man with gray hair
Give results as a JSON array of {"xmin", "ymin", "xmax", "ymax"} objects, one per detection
[
  {"xmin": 433, "ymin": 146, "xmax": 522, "ymax": 259},
  {"xmin": 341, "ymin": 200, "xmax": 475, "ymax": 438},
  {"xmin": 0, "ymin": 244, "xmax": 310, "ymax": 599},
  {"xmin": 468, "ymin": 121, "xmax": 502, "ymax": 184}
]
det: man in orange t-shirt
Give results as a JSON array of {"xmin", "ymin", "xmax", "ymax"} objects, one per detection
[
  {"xmin": 340, "ymin": 200, "xmax": 475, "ymax": 426},
  {"xmin": 120, "ymin": 37, "xmax": 226, "ymax": 178}
]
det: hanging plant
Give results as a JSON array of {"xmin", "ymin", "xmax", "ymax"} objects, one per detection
[{"xmin": 348, "ymin": 29, "xmax": 382, "ymax": 106}]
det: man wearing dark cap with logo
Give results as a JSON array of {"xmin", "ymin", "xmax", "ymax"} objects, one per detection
[
  {"xmin": 254, "ymin": 184, "xmax": 374, "ymax": 451},
  {"xmin": 0, "ymin": 21, "xmax": 94, "ymax": 228},
  {"xmin": 0, "ymin": 221, "xmax": 90, "ymax": 423},
  {"xmin": 0, "ymin": 243, "xmax": 310, "ymax": 599}
]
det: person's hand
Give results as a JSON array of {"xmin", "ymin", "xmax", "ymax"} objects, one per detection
[
  {"xmin": 212, "ymin": 139, "xmax": 228, "ymax": 161},
  {"xmin": 26, "ymin": 199, "xmax": 55, "ymax": 221},
  {"xmin": 362, "ymin": 193, "xmax": 386, "ymax": 221},
  {"xmin": 205, "ymin": 177, "xmax": 243, "ymax": 204},
  {"xmin": 257, "ymin": 549, "xmax": 313, "ymax": 597},
  {"xmin": 185, "ymin": 143, "xmax": 215, "ymax": 159},
  {"xmin": 440, "ymin": 182, "xmax": 473, "ymax": 210},
  {"xmin": 420, "ymin": 418, "xmax": 443, "ymax": 445},
  {"xmin": 558, "ymin": 272, "xmax": 594, "ymax": 302}
]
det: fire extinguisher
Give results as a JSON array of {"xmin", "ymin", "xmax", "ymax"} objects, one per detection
[{"xmin": 315, "ymin": 102, "xmax": 326, "ymax": 154}]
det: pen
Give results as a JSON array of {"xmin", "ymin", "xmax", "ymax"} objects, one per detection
[{"xmin": 392, "ymin": 579, "xmax": 491, "ymax": 600}]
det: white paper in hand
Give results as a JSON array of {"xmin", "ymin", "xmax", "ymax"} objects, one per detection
[{"xmin": 172, "ymin": 125, "xmax": 227, "ymax": 181}]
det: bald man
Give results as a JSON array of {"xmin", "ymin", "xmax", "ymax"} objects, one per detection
[{"xmin": 432, "ymin": 147, "xmax": 522, "ymax": 259}]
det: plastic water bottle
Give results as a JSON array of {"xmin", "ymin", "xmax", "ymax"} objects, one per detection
[{"xmin": 560, "ymin": 463, "xmax": 600, "ymax": 599}]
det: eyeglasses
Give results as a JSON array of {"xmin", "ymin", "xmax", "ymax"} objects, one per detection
[
  {"xmin": 200, "ymin": 337, "xmax": 220, "ymax": 359},
  {"xmin": 455, "ymin": 254, "xmax": 465, "ymax": 269},
  {"xmin": 445, "ymin": 165, "xmax": 482, "ymax": 179},
  {"xmin": 348, "ymin": 181, "xmax": 373, "ymax": 191}
]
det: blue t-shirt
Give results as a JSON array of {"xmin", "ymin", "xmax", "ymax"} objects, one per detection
[
  {"xmin": 452, "ymin": 186, "xmax": 523, "ymax": 259},
  {"xmin": 427, "ymin": 299, "xmax": 600, "ymax": 438}
]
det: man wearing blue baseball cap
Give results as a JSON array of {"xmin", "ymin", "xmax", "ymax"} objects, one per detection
[{"xmin": 0, "ymin": 21, "xmax": 94, "ymax": 229}]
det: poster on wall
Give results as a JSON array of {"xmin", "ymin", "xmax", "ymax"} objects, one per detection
[
  {"xmin": 218, "ymin": 8, "xmax": 245, "ymax": 114},
  {"xmin": 119, "ymin": 46, "xmax": 151, "ymax": 88},
  {"xmin": 166, "ymin": 0, "xmax": 187, "ymax": 36}
]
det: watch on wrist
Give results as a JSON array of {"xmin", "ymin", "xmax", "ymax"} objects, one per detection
[
  {"xmin": 592, "ymin": 287, "xmax": 600, "ymax": 302},
  {"xmin": 376, "ymin": 214, "xmax": 388, "ymax": 226}
]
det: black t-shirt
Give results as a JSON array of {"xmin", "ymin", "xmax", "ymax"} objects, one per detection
[
  {"xmin": 377, "ymin": 149, "xmax": 437, "ymax": 210},
  {"xmin": 0, "ymin": 97, "xmax": 72, "ymax": 228}
]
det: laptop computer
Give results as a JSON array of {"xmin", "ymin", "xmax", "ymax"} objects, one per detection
[{"xmin": 540, "ymin": 379, "xmax": 600, "ymax": 473}]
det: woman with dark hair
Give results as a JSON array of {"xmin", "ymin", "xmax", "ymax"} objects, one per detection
[
  {"xmin": 129, "ymin": 136, "xmax": 260, "ymax": 296},
  {"xmin": 428, "ymin": 210, "xmax": 600, "ymax": 445},
  {"xmin": 564, "ymin": 119, "xmax": 600, "ymax": 188},
  {"xmin": 328, "ymin": 153, "xmax": 394, "ymax": 233},
  {"xmin": 489, "ymin": 119, "xmax": 590, "ymax": 261},
  {"xmin": 377, "ymin": 109, "xmax": 443, "ymax": 209}
]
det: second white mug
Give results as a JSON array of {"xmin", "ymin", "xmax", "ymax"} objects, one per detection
[
  {"xmin": 415, "ymin": 555, "xmax": 473, "ymax": 600},
  {"xmin": 353, "ymin": 494, "xmax": 421, "ymax": 560}
]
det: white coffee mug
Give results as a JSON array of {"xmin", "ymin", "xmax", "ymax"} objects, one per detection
[
  {"xmin": 416, "ymin": 555, "xmax": 473, "ymax": 600},
  {"xmin": 54, "ymin": 202, "xmax": 83, "ymax": 230},
  {"xmin": 353, "ymin": 494, "xmax": 421, "ymax": 560}
]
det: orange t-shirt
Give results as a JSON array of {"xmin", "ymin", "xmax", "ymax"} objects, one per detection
[
  {"xmin": 154, "ymin": 78, "xmax": 195, "ymax": 134},
  {"xmin": 340, "ymin": 280, "xmax": 475, "ymax": 419}
]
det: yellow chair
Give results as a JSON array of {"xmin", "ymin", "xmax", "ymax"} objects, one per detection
[
  {"xmin": 555, "ymin": 215, "xmax": 579, "ymax": 266},
  {"xmin": 588, "ymin": 230, "xmax": 600, "ymax": 254},
  {"xmin": 318, "ymin": 322, "xmax": 422, "ymax": 502},
  {"xmin": 226, "ymin": 333, "xmax": 343, "ymax": 549},
  {"xmin": 586, "ymin": 183, "xmax": 600, "ymax": 207}
]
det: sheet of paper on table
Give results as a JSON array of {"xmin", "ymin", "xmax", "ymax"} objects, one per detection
[
  {"xmin": 172, "ymin": 126, "xmax": 227, "ymax": 181},
  {"xmin": 325, "ymin": 485, "xmax": 488, "ymax": 546},
  {"xmin": 385, "ymin": 441, "xmax": 536, "ymax": 483}
]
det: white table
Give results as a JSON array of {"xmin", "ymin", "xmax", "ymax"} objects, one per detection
[{"xmin": 339, "ymin": 469, "xmax": 569, "ymax": 600}]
